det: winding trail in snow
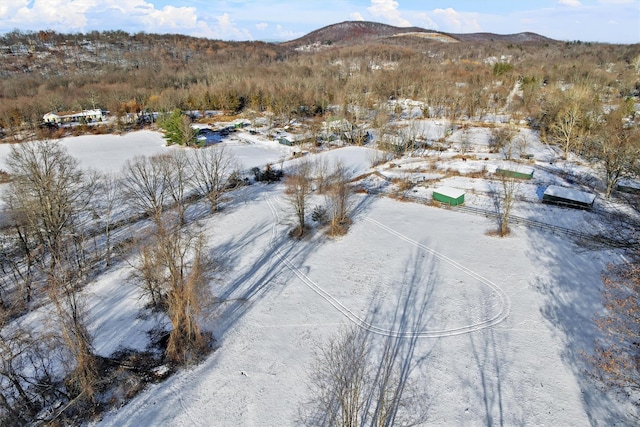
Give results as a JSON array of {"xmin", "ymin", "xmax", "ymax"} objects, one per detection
[{"xmin": 265, "ymin": 196, "xmax": 511, "ymax": 338}]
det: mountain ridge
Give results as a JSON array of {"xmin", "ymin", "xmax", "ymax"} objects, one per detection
[{"xmin": 282, "ymin": 21, "xmax": 556, "ymax": 47}]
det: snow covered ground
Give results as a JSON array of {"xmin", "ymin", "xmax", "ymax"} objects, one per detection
[
  {"xmin": 1, "ymin": 127, "xmax": 633, "ymax": 425},
  {"xmin": 94, "ymin": 191, "xmax": 626, "ymax": 426}
]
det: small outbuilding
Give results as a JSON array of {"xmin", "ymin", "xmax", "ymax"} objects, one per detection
[
  {"xmin": 495, "ymin": 165, "xmax": 534, "ymax": 180},
  {"xmin": 433, "ymin": 187, "xmax": 465, "ymax": 206},
  {"xmin": 542, "ymin": 185, "xmax": 596, "ymax": 210},
  {"xmin": 278, "ymin": 136, "xmax": 295, "ymax": 146},
  {"xmin": 616, "ymin": 179, "xmax": 640, "ymax": 194}
]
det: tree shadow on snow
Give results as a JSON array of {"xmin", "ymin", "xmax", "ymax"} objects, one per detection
[
  {"xmin": 301, "ymin": 247, "xmax": 439, "ymax": 426},
  {"xmin": 462, "ymin": 310, "xmax": 527, "ymax": 426},
  {"xmin": 525, "ymin": 228, "xmax": 631, "ymax": 425},
  {"xmin": 207, "ymin": 200, "xmax": 323, "ymax": 341},
  {"xmin": 365, "ymin": 247, "xmax": 441, "ymax": 425}
]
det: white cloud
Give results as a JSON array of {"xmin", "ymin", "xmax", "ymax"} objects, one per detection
[
  {"xmin": 350, "ymin": 12, "xmax": 365, "ymax": 21},
  {"xmin": 558, "ymin": 0, "xmax": 582, "ymax": 6},
  {"xmin": 367, "ymin": 0, "xmax": 411, "ymax": 27},
  {"xmin": 276, "ymin": 24, "xmax": 304, "ymax": 40},
  {"xmin": 0, "ymin": 0, "xmax": 254, "ymax": 41},
  {"xmin": 144, "ymin": 5, "xmax": 198, "ymax": 31},
  {"xmin": 0, "ymin": 0, "xmax": 27, "ymax": 21},
  {"xmin": 10, "ymin": 0, "xmax": 95, "ymax": 30},
  {"xmin": 256, "ymin": 22, "xmax": 268, "ymax": 31},
  {"xmin": 212, "ymin": 12, "xmax": 253, "ymax": 40},
  {"xmin": 414, "ymin": 12, "xmax": 437, "ymax": 30},
  {"xmin": 431, "ymin": 8, "xmax": 481, "ymax": 33}
]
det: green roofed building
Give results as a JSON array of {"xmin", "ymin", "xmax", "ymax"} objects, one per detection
[
  {"xmin": 495, "ymin": 165, "xmax": 534, "ymax": 180},
  {"xmin": 433, "ymin": 187, "xmax": 465, "ymax": 206}
]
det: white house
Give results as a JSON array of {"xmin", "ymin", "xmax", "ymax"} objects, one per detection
[{"xmin": 43, "ymin": 109, "xmax": 105, "ymax": 124}]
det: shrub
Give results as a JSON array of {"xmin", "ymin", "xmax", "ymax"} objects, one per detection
[
  {"xmin": 312, "ymin": 205, "xmax": 328, "ymax": 223},
  {"xmin": 493, "ymin": 62, "xmax": 514, "ymax": 76},
  {"xmin": 252, "ymin": 164, "xmax": 283, "ymax": 183}
]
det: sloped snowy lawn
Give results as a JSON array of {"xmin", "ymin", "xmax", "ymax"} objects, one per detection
[
  {"xmin": 0, "ymin": 131, "xmax": 171, "ymax": 172},
  {"xmin": 95, "ymin": 190, "xmax": 628, "ymax": 426},
  {"xmin": 0, "ymin": 130, "xmax": 631, "ymax": 424},
  {"xmin": 0, "ymin": 130, "xmax": 290, "ymax": 173}
]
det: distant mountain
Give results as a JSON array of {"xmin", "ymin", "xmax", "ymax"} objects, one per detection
[
  {"xmin": 283, "ymin": 21, "xmax": 555, "ymax": 48},
  {"xmin": 450, "ymin": 32, "xmax": 554, "ymax": 43}
]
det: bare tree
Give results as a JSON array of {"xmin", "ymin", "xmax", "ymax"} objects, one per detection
[
  {"xmin": 189, "ymin": 144, "xmax": 238, "ymax": 213},
  {"xmin": 130, "ymin": 222, "xmax": 212, "ymax": 364},
  {"xmin": 305, "ymin": 327, "xmax": 370, "ymax": 426},
  {"xmin": 325, "ymin": 161, "xmax": 354, "ymax": 236},
  {"xmin": 313, "ymin": 156, "xmax": 332, "ymax": 194},
  {"xmin": 590, "ymin": 261, "xmax": 640, "ymax": 421},
  {"xmin": 0, "ymin": 322, "xmax": 65, "ymax": 425},
  {"xmin": 285, "ymin": 159, "xmax": 313, "ymax": 237},
  {"xmin": 491, "ymin": 173, "xmax": 520, "ymax": 237},
  {"xmin": 515, "ymin": 131, "xmax": 531, "ymax": 159},
  {"xmin": 121, "ymin": 155, "xmax": 167, "ymax": 225},
  {"xmin": 489, "ymin": 126, "xmax": 515, "ymax": 156},
  {"xmin": 589, "ymin": 107, "xmax": 640, "ymax": 198},
  {"xmin": 0, "ymin": 140, "xmax": 99, "ymax": 406},
  {"xmin": 95, "ymin": 172, "xmax": 121, "ymax": 267},
  {"xmin": 549, "ymin": 101, "xmax": 584, "ymax": 160},
  {"xmin": 158, "ymin": 150, "xmax": 192, "ymax": 225},
  {"xmin": 4, "ymin": 140, "xmax": 91, "ymax": 270},
  {"xmin": 162, "ymin": 226, "xmax": 211, "ymax": 363},
  {"xmin": 130, "ymin": 236, "xmax": 167, "ymax": 311},
  {"xmin": 0, "ymin": 208, "xmax": 36, "ymax": 305},
  {"xmin": 302, "ymin": 325, "xmax": 426, "ymax": 427},
  {"xmin": 48, "ymin": 257, "xmax": 97, "ymax": 402}
]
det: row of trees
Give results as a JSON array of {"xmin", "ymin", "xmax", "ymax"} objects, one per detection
[
  {"xmin": 0, "ymin": 141, "xmax": 242, "ymax": 424},
  {"xmin": 285, "ymin": 158, "xmax": 355, "ymax": 238},
  {"xmin": 1, "ymin": 30, "xmax": 638, "ymax": 143}
]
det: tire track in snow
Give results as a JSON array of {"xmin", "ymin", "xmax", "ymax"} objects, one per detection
[
  {"xmin": 364, "ymin": 216, "xmax": 511, "ymax": 332},
  {"xmin": 265, "ymin": 197, "xmax": 510, "ymax": 338}
]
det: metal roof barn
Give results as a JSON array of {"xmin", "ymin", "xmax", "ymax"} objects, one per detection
[
  {"xmin": 542, "ymin": 185, "xmax": 596, "ymax": 210},
  {"xmin": 433, "ymin": 187, "xmax": 465, "ymax": 206},
  {"xmin": 495, "ymin": 165, "xmax": 534, "ymax": 180}
]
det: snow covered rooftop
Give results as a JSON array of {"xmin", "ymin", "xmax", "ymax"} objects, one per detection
[
  {"xmin": 434, "ymin": 186, "xmax": 465, "ymax": 199},
  {"xmin": 543, "ymin": 185, "xmax": 596, "ymax": 205},
  {"xmin": 495, "ymin": 162, "xmax": 534, "ymax": 176}
]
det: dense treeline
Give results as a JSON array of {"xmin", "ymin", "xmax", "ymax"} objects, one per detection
[
  {"xmin": 0, "ymin": 139, "xmax": 243, "ymax": 424},
  {"xmin": 0, "ymin": 30, "xmax": 638, "ymax": 143}
]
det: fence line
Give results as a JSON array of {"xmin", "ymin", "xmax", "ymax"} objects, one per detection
[{"xmin": 403, "ymin": 193, "xmax": 624, "ymax": 247}]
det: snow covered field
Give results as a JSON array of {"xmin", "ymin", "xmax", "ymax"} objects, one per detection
[
  {"xmin": 1, "ymin": 128, "xmax": 632, "ymax": 425},
  {"xmin": 94, "ymin": 193, "xmax": 625, "ymax": 426}
]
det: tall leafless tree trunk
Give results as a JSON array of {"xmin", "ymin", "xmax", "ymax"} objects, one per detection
[
  {"xmin": 121, "ymin": 155, "xmax": 167, "ymax": 225},
  {"xmin": 48, "ymin": 269, "xmax": 97, "ymax": 402},
  {"xmin": 0, "ymin": 321, "xmax": 65, "ymax": 425},
  {"xmin": 302, "ymin": 325, "xmax": 426, "ymax": 427},
  {"xmin": 189, "ymin": 144, "xmax": 238, "ymax": 213},
  {"xmin": 492, "ymin": 173, "xmax": 519, "ymax": 237},
  {"xmin": 285, "ymin": 160, "xmax": 312, "ymax": 238},
  {"xmin": 326, "ymin": 161, "xmax": 354, "ymax": 236},
  {"xmin": 158, "ymin": 150, "xmax": 192, "ymax": 225},
  {"xmin": 1, "ymin": 139, "xmax": 98, "ymax": 405},
  {"xmin": 306, "ymin": 327, "xmax": 370, "ymax": 427},
  {"xmin": 162, "ymin": 226, "xmax": 210, "ymax": 363},
  {"xmin": 589, "ymin": 106, "xmax": 639, "ymax": 198},
  {"xmin": 95, "ymin": 172, "xmax": 121, "ymax": 267},
  {"xmin": 130, "ymin": 221, "xmax": 212, "ymax": 364}
]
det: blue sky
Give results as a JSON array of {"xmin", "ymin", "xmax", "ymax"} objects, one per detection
[{"xmin": 1, "ymin": 0, "xmax": 638, "ymax": 43}]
